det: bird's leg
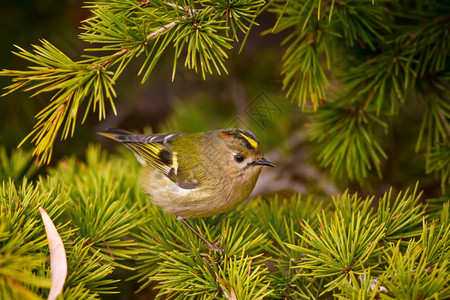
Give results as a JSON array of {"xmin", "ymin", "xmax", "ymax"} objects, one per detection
[{"xmin": 177, "ymin": 216, "xmax": 225, "ymax": 254}]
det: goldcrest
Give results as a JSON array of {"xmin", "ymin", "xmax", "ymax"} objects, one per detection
[{"xmin": 100, "ymin": 128, "xmax": 274, "ymax": 251}]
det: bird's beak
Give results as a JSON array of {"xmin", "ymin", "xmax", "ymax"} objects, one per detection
[{"xmin": 252, "ymin": 157, "xmax": 276, "ymax": 168}]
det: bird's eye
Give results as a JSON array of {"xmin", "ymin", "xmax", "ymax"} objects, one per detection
[{"xmin": 234, "ymin": 155, "xmax": 245, "ymax": 163}]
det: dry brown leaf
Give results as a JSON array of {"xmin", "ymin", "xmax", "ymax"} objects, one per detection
[
  {"xmin": 230, "ymin": 288, "xmax": 237, "ymax": 300},
  {"xmin": 39, "ymin": 206, "xmax": 67, "ymax": 300}
]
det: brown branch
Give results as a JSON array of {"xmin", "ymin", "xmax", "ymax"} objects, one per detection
[
  {"xmin": 93, "ymin": 48, "xmax": 130, "ymax": 69},
  {"xmin": 146, "ymin": 20, "xmax": 180, "ymax": 40},
  {"xmin": 362, "ymin": 84, "xmax": 378, "ymax": 111}
]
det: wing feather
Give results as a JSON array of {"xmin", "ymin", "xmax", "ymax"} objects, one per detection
[{"xmin": 99, "ymin": 128, "xmax": 182, "ymax": 177}]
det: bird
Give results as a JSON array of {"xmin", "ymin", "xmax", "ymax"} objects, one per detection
[{"xmin": 99, "ymin": 128, "xmax": 275, "ymax": 252}]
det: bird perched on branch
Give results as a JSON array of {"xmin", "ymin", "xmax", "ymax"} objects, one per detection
[{"xmin": 99, "ymin": 128, "xmax": 275, "ymax": 252}]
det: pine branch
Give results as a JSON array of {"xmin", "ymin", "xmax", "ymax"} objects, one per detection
[
  {"xmin": 0, "ymin": 0, "xmax": 265, "ymax": 165},
  {"xmin": 332, "ymin": 191, "xmax": 374, "ymax": 223},
  {"xmin": 376, "ymin": 185, "xmax": 425, "ymax": 245},
  {"xmin": 267, "ymin": 0, "xmax": 449, "ymax": 185},
  {"xmin": 244, "ymin": 195, "xmax": 325, "ymax": 298},
  {"xmin": 64, "ymin": 239, "xmax": 118, "ymax": 295},
  {"xmin": 268, "ymin": 0, "xmax": 331, "ymax": 109},
  {"xmin": 417, "ymin": 98, "xmax": 450, "ymax": 189},
  {"xmin": 309, "ymin": 103, "xmax": 387, "ymax": 181},
  {"xmin": 427, "ymin": 145, "xmax": 450, "ymax": 192},
  {"xmin": 420, "ymin": 221, "xmax": 450, "ymax": 266},
  {"xmin": 0, "ymin": 146, "xmax": 39, "ymax": 182},
  {"xmin": 268, "ymin": 0, "xmax": 393, "ymax": 109},
  {"xmin": 2, "ymin": 145, "xmax": 450, "ymax": 298},
  {"xmin": 333, "ymin": 269, "xmax": 382, "ymax": 299},
  {"xmin": 288, "ymin": 210, "xmax": 385, "ymax": 295},
  {"xmin": 45, "ymin": 145, "xmax": 147, "ymax": 266},
  {"xmin": 427, "ymin": 196, "xmax": 450, "ymax": 226},
  {"xmin": 0, "ymin": 180, "xmax": 79, "ymax": 298},
  {"xmin": 1, "ymin": 40, "xmax": 117, "ymax": 165},
  {"xmin": 380, "ymin": 240, "xmax": 450, "ymax": 299}
]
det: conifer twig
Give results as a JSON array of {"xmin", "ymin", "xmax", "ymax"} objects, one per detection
[{"xmin": 0, "ymin": 0, "xmax": 264, "ymax": 164}]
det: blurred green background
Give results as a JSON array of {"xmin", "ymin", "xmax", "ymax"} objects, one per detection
[
  {"xmin": 0, "ymin": 0, "xmax": 289, "ymax": 153},
  {"xmin": 0, "ymin": 0, "xmax": 443, "ymax": 199}
]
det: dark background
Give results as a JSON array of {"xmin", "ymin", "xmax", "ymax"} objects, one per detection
[{"xmin": 0, "ymin": 0, "xmax": 442, "ymax": 200}]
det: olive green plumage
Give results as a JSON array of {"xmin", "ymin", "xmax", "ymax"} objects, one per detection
[{"xmin": 99, "ymin": 128, "xmax": 275, "ymax": 218}]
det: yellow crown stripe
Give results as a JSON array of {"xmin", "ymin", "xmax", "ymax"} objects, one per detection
[{"xmin": 237, "ymin": 132, "xmax": 259, "ymax": 149}]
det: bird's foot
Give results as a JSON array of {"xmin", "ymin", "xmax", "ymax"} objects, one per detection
[{"xmin": 206, "ymin": 235, "xmax": 225, "ymax": 254}]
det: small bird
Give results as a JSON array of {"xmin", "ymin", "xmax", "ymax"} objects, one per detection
[{"xmin": 99, "ymin": 128, "xmax": 275, "ymax": 252}]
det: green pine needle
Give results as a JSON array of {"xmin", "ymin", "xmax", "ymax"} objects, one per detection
[{"xmin": 0, "ymin": 0, "xmax": 264, "ymax": 165}]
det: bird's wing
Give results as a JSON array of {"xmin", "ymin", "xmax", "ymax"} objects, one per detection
[{"xmin": 99, "ymin": 128, "xmax": 183, "ymax": 178}]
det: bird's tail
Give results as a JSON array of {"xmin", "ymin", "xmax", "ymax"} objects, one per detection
[{"xmin": 98, "ymin": 128, "xmax": 135, "ymax": 141}]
